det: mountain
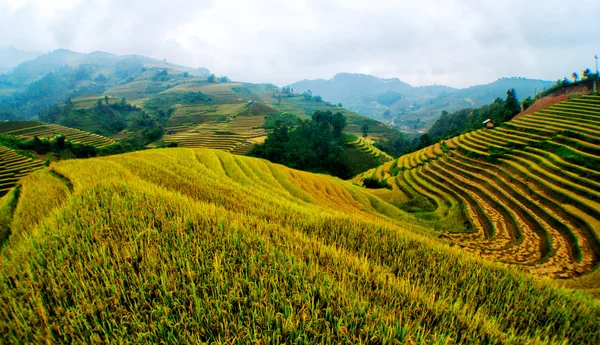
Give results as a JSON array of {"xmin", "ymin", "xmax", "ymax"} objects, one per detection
[
  {"xmin": 0, "ymin": 46, "xmax": 41, "ymax": 75},
  {"xmin": 289, "ymin": 73, "xmax": 414, "ymax": 101},
  {"xmin": 0, "ymin": 49, "xmax": 212, "ymax": 119},
  {"xmin": 0, "ymin": 49, "xmax": 400, "ymax": 176},
  {"xmin": 0, "ymin": 49, "xmax": 210, "ymax": 89},
  {"xmin": 288, "ymin": 73, "xmax": 554, "ymax": 129}
]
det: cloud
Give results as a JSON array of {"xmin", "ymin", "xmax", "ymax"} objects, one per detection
[{"xmin": 0, "ymin": 0, "xmax": 598, "ymax": 87}]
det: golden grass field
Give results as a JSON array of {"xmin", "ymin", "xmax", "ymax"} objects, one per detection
[{"xmin": 0, "ymin": 147, "xmax": 599, "ymax": 344}]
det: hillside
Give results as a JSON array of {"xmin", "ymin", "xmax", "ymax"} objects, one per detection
[
  {"xmin": 288, "ymin": 73, "xmax": 553, "ymax": 128},
  {"xmin": 355, "ymin": 94, "xmax": 600, "ymax": 294},
  {"xmin": 0, "ymin": 147, "xmax": 598, "ymax": 343},
  {"xmin": 0, "ymin": 49, "xmax": 400, "ymax": 164},
  {"xmin": 0, "ymin": 49, "xmax": 209, "ymax": 89},
  {"xmin": 0, "ymin": 121, "xmax": 115, "ymax": 148},
  {"xmin": 109, "ymin": 80, "xmax": 397, "ymax": 152},
  {"xmin": 0, "ymin": 49, "xmax": 211, "ymax": 119}
]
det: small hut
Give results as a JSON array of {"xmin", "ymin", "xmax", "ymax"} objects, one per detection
[{"xmin": 482, "ymin": 119, "xmax": 495, "ymax": 129}]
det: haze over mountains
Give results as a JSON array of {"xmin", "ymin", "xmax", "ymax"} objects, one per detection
[
  {"xmin": 289, "ymin": 73, "xmax": 554, "ymax": 128},
  {"xmin": 0, "ymin": 49, "xmax": 210, "ymax": 89},
  {"xmin": 0, "ymin": 47, "xmax": 560, "ymax": 129},
  {"xmin": 0, "ymin": 46, "xmax": 41, "ymax": 74}
]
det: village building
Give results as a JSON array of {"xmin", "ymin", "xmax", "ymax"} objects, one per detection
[{"xmin": 483, "ymin": 119, "xmax": 495, "ymax": 129}]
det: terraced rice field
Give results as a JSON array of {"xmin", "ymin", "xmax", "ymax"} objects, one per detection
[
  {"xmin": 350, "ymin": 136, "xmax": 393, "ymax": 161},
  {"xmin": 164, "ymin": 111, "xmax": 266, "ymax": 153},
  {"xmin": 0, "ymin": 146, "xmax": 43, "ymax": 197},
  {"xmin": 355, "ymin": 94, "xmax": 600, "ymax": 293},
  {"xmin": 1, "ymin": 148, "xmax": 598, "ymax": 343},
  {"xmin": 0, "ymin": 122, "xmax": 115, "ymax": 148}
]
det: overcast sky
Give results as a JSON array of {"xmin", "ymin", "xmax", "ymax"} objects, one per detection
[{"xmin": 0, "ymin": 0, "xmax": 598, "ymax": 88}]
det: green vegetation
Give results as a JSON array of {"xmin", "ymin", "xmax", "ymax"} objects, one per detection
[
  {"xmin": 144, "ymin": 91, "xmax": 212, "ymax": 114},
  {"xmin": 537, "ymin": 71, "xmax": 599, "ymax": 98},
  {"xmin": 40, "ymin": 98, "xmax": 166, "ymax": 147},
  {"xmin": 0, "ymin": 131, "xmax": 137, "ymax": 160},
  {"xmin": 250, "ymin": 110, "xmax": 352, "ymax": 178},
  {"xmin": 263, "ymin": 112, "xmax": 301, "ymax": 129},
  {"xmin": 0, "ymin": 134, "xmax": 97, "ymax": 159},
  {"xmin": 373, "ymin": 131, "xmax": 415, "ymax": 156},
  {"xmin": 0, "ymin": 65, "xmax": 106, "ymax": 119},
  {"xmin": 0, "ymin": 49, "xmax": 210, "ymax": 121},
  {"xmin": 0, "ymin": 121, "xmax": 115, "ymax": 148},
  {"xmin": 427, "ymin": 88, "xmax": 521, "ymax": 143}
]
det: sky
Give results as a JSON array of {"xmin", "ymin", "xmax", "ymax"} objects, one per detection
[{"xmin": 0, "ymin": 0, "xmax": 598, "ymax": 88}]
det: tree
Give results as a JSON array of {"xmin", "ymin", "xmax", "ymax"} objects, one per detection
[
  {"xmin": 331, "ymin": 112, "xmax": 347, "ymax": 140},
  {"xmin": 105, "ymin": 95, "xmax": 109, "ymax": 106},
  {"xmin": 182, "ymin": 72, "xmax": 189, "ymax": 78},
  {"xmin": 418, "ymin": 133, "xmax": 432, "ymax": 148},
  {"xmin": 219, "ymin": 76, "xmax": 229, "ymax": 83},
  {"xmin": 302, "ymin": 89, "xmax": 313, "ymax": 100},
  {"xmin": 583, "ymin": 68, "xmax": 592, "ymax": 79},
  {"xmin": 39, "ymin": 104, "xmax": 61, "ymax": 123},
  {"xmin": 337, "ymin": 103, "xmax": 343, "ymax": 107},
  {"xmin": 207, "ymin": 74, "xmax": 216, "ymax": 83},
  {"xmin": 249, "ymin": 110, "xmax": 351, "ymax": 178},
  {"xmin": 115, "ymin": 57, "xmax": 143, "ymax": 79},
  {"xmin": 314, "ymin": 95, "xmax": 322, "ymax": 102},
  {"xmin": 572, "ymin": 72, "xmax": 579, "ymax": 83},
  {"xmin": 361, "ymin": 123, "xmax": 369, "ymax": 137},
  {"xmin": 54, "ymin": 134, "xmax": 66, "ymax": 150},
  {"xmin": 505, "ymin": 89, "xmax": 520, "ymax": 117},
  {"xmin": 521, "ymin": 96, "xmax": 534, "ymax": 111}
]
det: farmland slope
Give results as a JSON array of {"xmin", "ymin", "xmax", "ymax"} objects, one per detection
[
  {"xmin": 355, "ymin": 94, "xmax": 600, "ymax": 294},
  {"xmin": 0, "ymin": 121, "xmax": 115, "ymax": 147},
  {"xmin": 0, "ymin": 147, "xmax": 598, "ymax": 344}
]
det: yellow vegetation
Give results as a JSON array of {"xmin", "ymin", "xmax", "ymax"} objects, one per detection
[{"xmin": 0, "ymin": 148, "xmax": 598, "ymax": 343}]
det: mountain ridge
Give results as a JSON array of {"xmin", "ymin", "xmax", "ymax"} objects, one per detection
[
  {"xmin": 0, "ymin": 46, "xmax": 42, "ymax": 75},
  {"xmin": 288, "ymin": 73, "xmax": 554, "ymax": 128}
]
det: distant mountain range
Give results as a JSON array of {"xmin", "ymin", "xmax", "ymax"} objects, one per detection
[
  {"xmin": 0, "ymin": 49, "xmax": 210, "ymax": 89},
  {"xmin": 0, "ymin": 46, "xmax": 42, "ymax": 74},
  {"xmin": 288, "ymin": 73, "xmax": 554, "ymax": 128}
]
